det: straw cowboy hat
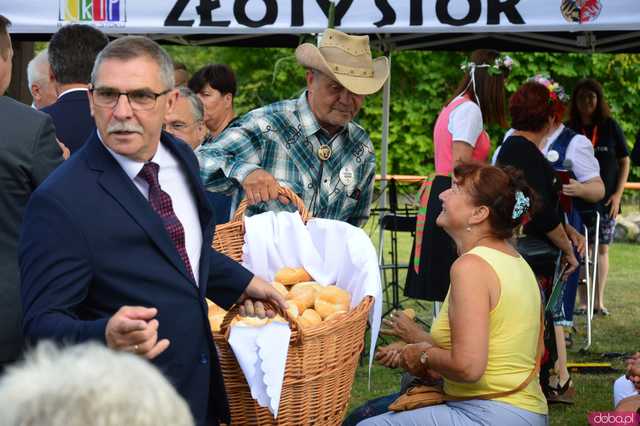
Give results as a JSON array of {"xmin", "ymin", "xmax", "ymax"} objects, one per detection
[{"xmin": 295, "ymin": 29, "xmax": 389, "ymax": 96}]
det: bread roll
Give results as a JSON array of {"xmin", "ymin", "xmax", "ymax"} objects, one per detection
[
  {"xmin": 286, "ymin": 301, "xmax": 299, "ymax": 319},
  {"xmin": 291, "ymin": 281, "xmax": 322, "ymax": 293},
  {"xmin": 209, "ymin": 314, "xmax": 225, "ymax": 332},
  {"xmin": 286, "ymin": 286, "xmax": 316, "ymax": 311},
  {"xmin": 402, "ymin": 308, "xmax": 416, "ymax": 320},
  {"xmin": 298, "ymin": 309, "xmax": 322, "ymax": 328},
  {"xmin": 272, "ymin": 281, "xmax": 289, "ymax": 297},
  {"xmin": 275, "ymin": 267, "xmax": 313, "ymax": 285},
  {"xmin": 232, "ymin": 315, "xmax": 270, "ymax": 327},
  {"xmin": 324, "ymin": 310, "xmax": 348, "ymax": 322},
  {"xmin": 314, "ymin": 286, "xmax": 351, "ymax": 319}
]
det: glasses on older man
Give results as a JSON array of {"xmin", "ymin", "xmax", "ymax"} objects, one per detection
[
  {"xmin": 89, "ymin": 86, "xmax": 171, "ymax": 111},
  {"xmin": 163, "ymin": 121, "xmax": 202, "ymax": 132}
]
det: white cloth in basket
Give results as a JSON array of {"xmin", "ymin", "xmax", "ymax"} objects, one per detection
[{"xmin": 230, "ymin": 211, "xmax": 382, "ymax": 416}]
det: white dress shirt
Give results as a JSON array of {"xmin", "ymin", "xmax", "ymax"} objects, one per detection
[{"xmin": 102, "ymin": 136, "xmax": 203, "ymax": 285}]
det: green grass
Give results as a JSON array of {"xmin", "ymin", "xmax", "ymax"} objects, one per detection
[{"xmin": 349, "ymin": 223, "xmax": 640, "ymax": 426}]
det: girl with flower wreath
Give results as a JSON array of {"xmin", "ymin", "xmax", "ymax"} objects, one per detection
[{"xmin": 405, "ymin": 49, "xmax": 511, "ymax": 303}]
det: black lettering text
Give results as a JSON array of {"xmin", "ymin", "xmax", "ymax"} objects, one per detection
[
  {"xmin": 291, "ymin": 0, "xmax": 304, "ymax": 26},
  {"xmin": 234, "ymin": 0, "xmax": 278, "ymax": 28},
  {"xmin": 436, "ymin": 0, "xmax": 481, "ymax": 26},
  {"xmin": 315, "ymin": 0, "xmax": 354, "ymax": 27},
  {"xmin": 410, "ymin": 0, "xmax": 423, "ymax": 25},
  {"xmin": 374, "ymin": 0, "xmax": 396, "ymax": 27},
  {"xmin": 164, "ymin": 0, "xmax": 193, "ymax": 26},
  {"xmin": 197, "ymin": 0, "xmax": 230, "ymax": 26},
  {"xmin": 487, "ymin": 0, "xmax": 524, "ymax": 25}
]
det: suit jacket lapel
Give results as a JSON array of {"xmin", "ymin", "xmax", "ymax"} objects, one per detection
[{"xmin": 86, "ymin": 134, "xmax": 198, "ymax": 287}]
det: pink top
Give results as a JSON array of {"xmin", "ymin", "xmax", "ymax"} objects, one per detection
[{"xmin": 433, "ymin": 96, "xmax": 491, "ymax": 175}]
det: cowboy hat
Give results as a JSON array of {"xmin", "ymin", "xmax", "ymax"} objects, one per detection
[{"xmin": 295, "ymin": 29, "xmax": 389, "ymax": 96}]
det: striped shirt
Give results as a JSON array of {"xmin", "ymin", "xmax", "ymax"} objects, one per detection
[{"xmin": 196, "ymin": 91, "xmax": 376, "ymax": 226}]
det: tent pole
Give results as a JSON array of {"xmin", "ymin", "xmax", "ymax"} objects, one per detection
[{"xmin": 379, "ymin": 52, "xmax": 391, "ymax": 211}]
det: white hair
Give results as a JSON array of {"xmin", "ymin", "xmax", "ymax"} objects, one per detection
[
  {"xmin": 177, "ymin": 86, "xmax": 204, "ymax": 122},
  {"xmin": 27, "ymin": 49, "xmax": 50, "ymax": 93},
  {"xmin": 0, "ymin": 342, "xmax": 194, "ymax": 426}
]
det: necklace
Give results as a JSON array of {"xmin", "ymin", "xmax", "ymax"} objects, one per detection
[{"xmin": 317, "ymin": 144, "xmax": 332, "ymax": 161}]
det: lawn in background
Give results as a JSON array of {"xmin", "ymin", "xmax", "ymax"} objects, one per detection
[{"xmin": 350, "ymin": 220, "xmax": 639, "ymax": 426}]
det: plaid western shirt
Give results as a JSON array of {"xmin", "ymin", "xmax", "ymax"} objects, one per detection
[{"xmin": 196, "ymin": 92, "xmax": 376, "ymax": 226}]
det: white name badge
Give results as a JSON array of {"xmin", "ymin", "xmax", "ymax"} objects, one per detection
[{"xmin": 339, "ymin": 166, "xmax": 354, "ymax": 187}]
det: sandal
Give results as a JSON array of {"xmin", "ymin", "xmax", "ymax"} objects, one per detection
[
  {"xmin": 595, "ymin": 307, "xmax": 610, "ymax": 316},
  {"xmin": 546, "ymin": 377, "xmax": 576, "ymax": 404},
  {"xmin": 574, "ymin": 307, "xmax": 587, "ymax": 315}
]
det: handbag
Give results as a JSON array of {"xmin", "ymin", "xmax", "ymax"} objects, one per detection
[
  {"xmin": 388, "ymin": 308, "xmax": 544, "ymax": 412},
  {"xmin": 515, "ymin": 235, "xmax": 560, "ymax": 278}
]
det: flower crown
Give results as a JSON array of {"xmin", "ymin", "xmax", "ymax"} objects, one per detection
[
  {"xmin": 460, "ymin": 55, "xmax": 514, "ymax": 76},
  {"xmin": 528, "ymin": 74, "xmax": 569, "ymax": 103}
]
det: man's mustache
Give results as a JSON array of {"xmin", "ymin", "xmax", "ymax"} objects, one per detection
[{"xmin": 107, "ymin": 122, "xmax": 144, "ymax": 134}]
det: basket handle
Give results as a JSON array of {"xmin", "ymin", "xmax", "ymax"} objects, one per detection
[
  {"xmin": 232, "ymin": 186, "xmax": 310, "ymax": 223},
  {"xmin": 220, "ymin": 300, "xmax": 304, "ymax": 345}
]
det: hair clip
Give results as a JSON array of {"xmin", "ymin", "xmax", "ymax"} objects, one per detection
[{"xmin": 512, "ymin": 190, "xmax": 530, "ymax": 220}]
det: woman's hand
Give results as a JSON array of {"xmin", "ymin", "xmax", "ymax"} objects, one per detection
[
  {"xmin": 399, "ymin": 342, "xmax": 433, "ymax": 378},
  {"xmin": 562, "ymin": 249, "xmax": 579, "ymax": 279},
  {"xmin": 564, "ymin": 223, "xmax": 586, "ymax": 258},
  {"xmin": 374, "ymin": 341, "xmax": 406, "ymax": 369},
  {"xmin": 381, "ymin": 310, "xmax": 428, "ymax": 344}
]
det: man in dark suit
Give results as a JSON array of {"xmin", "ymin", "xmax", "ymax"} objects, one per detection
[
  {"xmin": 19, "ymin": 36, "xmax": 284, "ymax": 426},
  {"xmin": 41, "ymin": 24, "xmax": 108, "ymax": 153},
  {"xmin": 0, "ymin": 15, "xmax": 63, "ymax": 374}
]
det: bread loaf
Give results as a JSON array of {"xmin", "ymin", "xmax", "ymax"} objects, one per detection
[
  {"xmin": 286, "ymin": 286, "xmax": 316, "ymax": 312},
  {"xmin": 298, "ymin": 309, "xmax": 322, "ymax": 328},
  {"xmin": 275, "ymin": 267, "xmax": 313, "ymax": 285},
  {"xmin": 314, "ymin": 286, "xmax": 351, "ymax": 319}
]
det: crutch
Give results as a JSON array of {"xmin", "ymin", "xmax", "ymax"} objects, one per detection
[{"xmin": 583, "ymin": 211, "xmax": 600, "ymax": 351}]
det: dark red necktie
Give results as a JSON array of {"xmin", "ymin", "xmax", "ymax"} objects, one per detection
[{"xmin": 138, "ymin": 162, "xmax": 195, "ymax": 281}]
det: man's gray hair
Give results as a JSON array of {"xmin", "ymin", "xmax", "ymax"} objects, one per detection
[
  {"xmin": 176, "ymin": 86, "xmax": 204, "ymax": 122},
  {"xmin": 0, "ymin": 342, "xmax": 194, "ymax": 426},
  {"xmin": 91, "ymin": 36, "xmax": 175, "ymax": 89},
  {"xmin": 27, "ymin": 49, "xmax": 50, "ymax": 92}
]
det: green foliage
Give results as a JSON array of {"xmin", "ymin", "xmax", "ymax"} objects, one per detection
[{"xmin": 165, "ymin": 45, "xmax": 640, "ymax": 180}]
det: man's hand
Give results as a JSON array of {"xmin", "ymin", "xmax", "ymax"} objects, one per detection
[
  {"xmin": 242, "ymin": 169, "xmax": 290, "ymax": 206},
  {"xmin": 605, "ymin": 191, "xmax": 623, "ymax": 219},
  {"xmin": 105, "ymin": 306, "xmax": 170, "ymax": 360},
  {"xmin": 238, "ymin": 276, "xmax": 288, "ymax": 314},
  {"xmin": 562, "ymin": 179, "xmax": 584, "ymax": 198}
]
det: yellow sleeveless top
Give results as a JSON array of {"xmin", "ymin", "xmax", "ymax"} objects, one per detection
[{"xmin": 431, "ymin": 246, "xmax": 548, "ymax": 415}]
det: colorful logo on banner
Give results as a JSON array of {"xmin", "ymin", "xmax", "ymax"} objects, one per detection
[
  {"xmin": 59, "ymin": 0, "xmax": 126, "ymax": 26},
  {"xmin": 560, "ymin": 0, "xmax": 602, "ymax": 23}
]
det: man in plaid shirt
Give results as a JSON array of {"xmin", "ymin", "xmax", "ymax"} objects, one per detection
[{"xmin": 197, "ymin": 29, "xmax": 389, "ymax": 227}]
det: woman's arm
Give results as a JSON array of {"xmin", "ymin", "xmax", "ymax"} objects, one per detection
[
  {"xmin": 546, "ymin": 223, "xmax": 579, "ymax": 276},
  {"xmin": 607, "ymin": 156, "xmax": 630, "ymax": 219},
  {"xmin": 402, "ymin": 255, "xmax": 493, "ymax": 383},
  {"xmin": 562, "ymin": 177, "xmax": 605, "ymax": 203},
  {"xmin": 452, "ymin": 141, "xmax": 474, "ymax": 166}
]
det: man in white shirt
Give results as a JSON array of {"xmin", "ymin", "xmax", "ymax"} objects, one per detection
[
  {"xmin": 26, "ymin": 49, "xmax": 56, "ymax": 110},
  {"xmin": 19, "ymin": 36, "xmax": 285, "ymax": 426}
]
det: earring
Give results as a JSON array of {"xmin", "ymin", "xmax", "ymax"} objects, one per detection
[{"xmin": 466, "ymin": 225, "xmax": 472, "ymax": 232}]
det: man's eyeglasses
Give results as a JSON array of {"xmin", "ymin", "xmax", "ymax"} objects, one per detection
[
  {"xmin": 89, "ymin": 87, "xmax": 171, "ymax": 111},
  {"xmin": 163, "ymin": 121, "xmax": 202, "ymax": 132}
]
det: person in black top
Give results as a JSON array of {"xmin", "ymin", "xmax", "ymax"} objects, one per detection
[
  {"xmin": 567, "ymin": 78, "xmax": 630, "ymax": 316},
  {"xmin": 497, "ymin": 81, "xmax": 580, "ymax": 404}
]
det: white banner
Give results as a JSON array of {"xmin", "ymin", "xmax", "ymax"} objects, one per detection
[{"xmin": 2, "ymin": 0, "xmax": 640, "ymax": 35}]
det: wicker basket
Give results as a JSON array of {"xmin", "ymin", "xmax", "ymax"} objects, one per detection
[{"xmin": 211, "ymin": 187, "xmax": 373, "ymax": 425}]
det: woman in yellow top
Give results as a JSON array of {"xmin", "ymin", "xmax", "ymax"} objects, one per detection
[{"xmin": 358, "ymin": 163, "xmax": 548, "ymax": 426}]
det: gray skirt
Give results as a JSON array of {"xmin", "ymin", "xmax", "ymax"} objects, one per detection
[{"xmin": 356, "ymin": 399, "xmax": 548, "ymax": 426}]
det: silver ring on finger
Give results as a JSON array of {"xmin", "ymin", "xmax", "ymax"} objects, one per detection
[{"xmin": 134, "ymin": 344, "xmax": 140, "ymax": 353}]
